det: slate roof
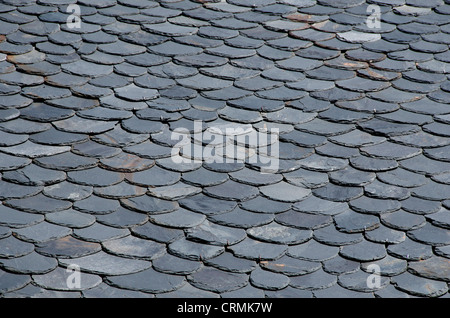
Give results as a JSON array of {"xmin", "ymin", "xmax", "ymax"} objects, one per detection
[{"xmin": 0, "ymin": 0, "xmax": 449, "ymax": 298}]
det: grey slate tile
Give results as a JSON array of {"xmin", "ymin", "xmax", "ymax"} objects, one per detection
[
  {"xmin": 96, "ymin": 206, "xmax": 148, "ymax": 228},
  {"xmin": 392, "ymin": 272, "xmax": 448, "ymax": 297},
  {"xmin": 187, "ymin": 266, "xmax": 247, "ymax": 293},
  {"xmin": 0, "ymin": 235, "xmax": 34, "ymax": 258},
  {"xmin": 289, "ymin": 268, "xmax": 337, "ymax": 290},
  {"xmin": 334, "ymin": 210, "xmax": 380, "ymax": 233},
  {"xmin": 205, "ymin": 252, "xmax": 256, "ymax": 274},
  {"xmin": 152, "ymin": 253, "xmax": 202, "ymax": 275},
  {"xmin": 168, "ymin": 237, "xmax": 224, "ymax": 261},
  {"xmin": 0, "ymin": 269, "xmax": 32, "ymax": 294},
  {"xmin": 131, "ymin": 221, "xmax": 183, "ymax": 244},
  {"xmin": 209, "ymin": 206, "xmax": 274, "ymax": 229},
  {"xmin": 32, "ymin": 266, "xmax": 102, "ymax": 291}
]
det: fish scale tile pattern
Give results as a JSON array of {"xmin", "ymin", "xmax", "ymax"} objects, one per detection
[{"xmin": 0, "ymin": 0, "xmax": 449, "ymax": 298}]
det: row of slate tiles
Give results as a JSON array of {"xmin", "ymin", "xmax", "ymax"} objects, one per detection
[{"xmin": 0, "ymin": 0, "xmax": 449, "ymax": 298}]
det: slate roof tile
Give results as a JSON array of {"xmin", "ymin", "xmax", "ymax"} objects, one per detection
[{"xmin": 1, "ymin": 0, "xmax": 449, "ymax": 298}]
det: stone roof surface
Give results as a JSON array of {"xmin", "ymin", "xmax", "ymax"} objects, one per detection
[{"xmin": 0, "ymin": 0, "xmax": 449, "ymax": 298}]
